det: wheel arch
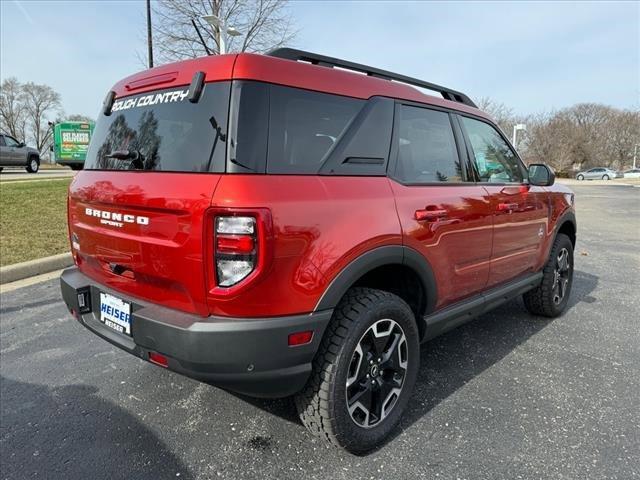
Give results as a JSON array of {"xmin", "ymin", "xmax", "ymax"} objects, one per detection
[
  {"xmin": 556, "ymin": 210, "xmax": 577, "ymax": 248},
  {"xmin": 314, "ymin": 245, "xmax": 437, "ymax": 339}
]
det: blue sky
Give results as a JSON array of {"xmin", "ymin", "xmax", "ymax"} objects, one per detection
[{"xmin": 1, "ymin": 0, "xmax": 638, "ymax": 118}]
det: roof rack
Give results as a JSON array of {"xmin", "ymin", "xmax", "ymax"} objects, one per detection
[{"xmin": 267, "ymin": 48, "xmax": 477, "ymax": 108}]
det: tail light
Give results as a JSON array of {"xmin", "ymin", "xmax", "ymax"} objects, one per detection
[
  {"xmin": 215, "ymin": 216, "xmax": 257, "ymax": 287},
  {"xmin": 207, "ymin": 209, "xmax": 273, "ymax": 295}
]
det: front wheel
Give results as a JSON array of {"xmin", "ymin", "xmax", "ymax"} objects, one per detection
[
  {"xmin": 602, "ymin": 174, "xmax": 610, "ymax": 180},
  {"xmin": 523, "ymin": 233, "xmax": 574, "ymax": 317},
  {"xmin": 295, "ymin": 288, "xmax": 420, "ymax": 453},
  {"xmin": 26, "ymin": 157, "xmax": 39, "ymax": 173}
]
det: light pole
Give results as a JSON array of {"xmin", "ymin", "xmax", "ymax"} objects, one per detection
[
  {"xmin": 634, "ymin": 144, "xmax": 638, "ymax": 169},
  {"xmin": 202, "ymin": 15, "xmax": 242, "ymax": 54},
  {"xmin": 512, "ymin": 123, "xmax": 526, "ymax": 148},
  {"xmin": 146, "ymin": 0, "xmax": 154, "ymax": 68}
]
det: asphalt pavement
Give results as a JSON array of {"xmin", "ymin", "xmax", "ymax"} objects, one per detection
[{"xmin": 1, "ymin": 184, "xmax": 639, "ymax": 480}]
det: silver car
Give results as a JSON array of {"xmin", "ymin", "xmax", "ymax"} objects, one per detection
[
  {"xmin": 575, "ymin": 167, "xmax": 622, "ymax": 180},
  {"xmin": 0, "ymin": 134, "xmax": 41, "ymax": 173}
]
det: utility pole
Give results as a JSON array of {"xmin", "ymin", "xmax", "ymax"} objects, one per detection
[
  {"xmin": 146, "ymin": 0, "xmax": 154, "ymax": 68},
  {"xmin": 634, "ymin": 144, "xmax": 638, "ymax": 169}
]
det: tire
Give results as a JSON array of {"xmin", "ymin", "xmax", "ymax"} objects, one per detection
[
  {"xmin": 26, "ymin": 156, "xmax": 39, "ymax": 173},
  {"xmin": 576, "ymin": 174, "xmax": 584, "ymax": 181},
  {"xmin": 602, "ymin": 174, "xmax": 610, "ymax": 180},
  {"xmin": 523, "ymin": 233, "xmax": 574, "ymax": 317},
  {"xmin": 295, "ymin": 287, "xmax": 420, "ymax": 454},
  {"xmin": 70, "ymin": 164, "xmax": 83, "ymax": 171}
]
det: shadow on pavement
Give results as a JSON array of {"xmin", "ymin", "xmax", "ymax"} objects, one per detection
[
  {"xmin": 238, "ymin": 269, "xmax": 599, "ymax": 451},
  {"xmin": 0, "ymin": 376, "xmax": 194, "ymax": 480}
]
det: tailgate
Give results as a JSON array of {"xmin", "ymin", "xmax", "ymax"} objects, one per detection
[{"xmin": 69, "ymin": 171, "xmax": 220, "ymax": 315}]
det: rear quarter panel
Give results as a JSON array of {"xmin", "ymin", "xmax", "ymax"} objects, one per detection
[{"xmin": 209, "ymin": 175, "xmax": 401, "ymax": 317}]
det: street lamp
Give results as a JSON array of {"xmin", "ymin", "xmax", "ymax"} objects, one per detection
[
  {"xmin": 512, "ymin": 123, "xmax": 526, "ymax": 148},
  {"xmin": 202, "ymin": 15, "xmax": 242, "ymax": 54}
]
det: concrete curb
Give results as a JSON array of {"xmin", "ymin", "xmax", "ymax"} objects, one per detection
[{"xmin": 0, "ymin": 253, "xmax": 73, "ymax": 284}]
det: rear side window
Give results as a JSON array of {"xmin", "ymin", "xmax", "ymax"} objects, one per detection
[
  {"xmin": 460, "ymin": 116, "xmax": 525, "ymax": 183},
  {"xmin": 229, "ymin": 82, "xmax": 364, "ymax": 174},
  {"xmin": 395, "ymin": 105, "xmax": 462, "ymax": 183},
  {"xmin": 0, "ymin": 136, "xmax": 5, "ymax": 147},
  {"xmin": 85, "ymin": 82, "xmax": 230, "ymax": 172},
  {"xmin": 267, "ymin": 86, "xmax": 363, "ymax": 174}
]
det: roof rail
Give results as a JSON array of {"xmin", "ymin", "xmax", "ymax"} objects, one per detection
[{"xmin": 267, "ymin": 48, "xmax": 477, "ymax": 108}]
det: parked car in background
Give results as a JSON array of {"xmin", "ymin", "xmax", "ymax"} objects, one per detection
[
  {"xmin": 623, "ymin": 168, "xmax": 640, "ymax": 178},
  {"xmin": 575, "ymin": 167, "xmax": 621, "ymax": 180},
  {"xmin": 0, "ymin": 134, "xmax": 40, "ymax": 173}
]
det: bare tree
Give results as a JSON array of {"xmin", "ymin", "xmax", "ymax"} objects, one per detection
[
  {"xmin": 21, "ymin": 82, "xmax": 62, "ymax": 152},
  {"xmin": 152, "ymin": 0, "xmax": 296, "ymax": 64},
  {"xmin": 0, "ymin": 77, "xmax": 28, "ymax": 141},
  {"xmin": 66, "ymin": 114, "xmax": 95, "ymax": 123}
]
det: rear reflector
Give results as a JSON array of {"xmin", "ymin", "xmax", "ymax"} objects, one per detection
[
  {"xmin": 288, "ymin": 330, "xmax": 313, "ymax": 346},
  {"xmin": 148, "ymin": 351, "xmax": 169, "ymax": 368}
]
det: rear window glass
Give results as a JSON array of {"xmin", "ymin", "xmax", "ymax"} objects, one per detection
[
  {"xmin": 229, "ymin": 82, "xmax": 364, "ymax": 174},
  {"xmin": 85, "ymin": 82, "xmax": 230, "ymax": 172}
]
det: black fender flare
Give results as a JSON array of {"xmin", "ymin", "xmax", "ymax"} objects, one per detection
[
  {"xmin": 554, "ymin": 209, "xmax": 577, "ymax": 244},
  {"xmin": 314, "ymin": 245, "xmax": 437, "ymax": 315}
]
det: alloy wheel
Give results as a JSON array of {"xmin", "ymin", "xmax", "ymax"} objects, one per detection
[
  {"xmin": 552, "ymin": 247, "xmax": 571, "ymax": 305},
  {"xmin": 346, "ymin": 318, "xmax": 408, "ymax": 429}
]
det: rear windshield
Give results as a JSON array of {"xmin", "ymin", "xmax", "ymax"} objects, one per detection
[
  {"xmin": 229, "ymin": 82, "xmax": 364, "ymax": 174},
  {"xmin": 85, "ymin": 82, "xmax": 230, "ymax": 172}
]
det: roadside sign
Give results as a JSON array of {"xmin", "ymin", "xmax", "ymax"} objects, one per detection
[{"xmin": 53, "ymin": 122, "xmax": 95, "ymax": 163}]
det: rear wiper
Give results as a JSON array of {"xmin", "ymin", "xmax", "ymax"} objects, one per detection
[{"xmin": 105, "ymin": 149, "xmax": 144, "ymax": 169}]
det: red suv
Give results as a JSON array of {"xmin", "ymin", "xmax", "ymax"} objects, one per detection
[{"xmin": 60, "ymin": 49, "xmax": 576, "ymax": 452}]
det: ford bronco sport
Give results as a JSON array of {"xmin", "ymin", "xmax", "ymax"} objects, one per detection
[{"xmin": 60, "ymin": 49, "xmax": 576, "ymax": 453}]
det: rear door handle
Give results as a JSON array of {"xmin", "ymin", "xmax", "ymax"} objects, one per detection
[
  {"xmin": 497, "ymin": 202, "xmax": 519, "ymax": 213},
  {"xmin": 415, "ymin": 208, "xmax": 448, "ymax": 222}
]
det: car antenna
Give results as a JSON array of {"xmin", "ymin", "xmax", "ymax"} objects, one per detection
[{"xmin": 191, "ymin": 19, "xmax": 212, "ymax": 55}]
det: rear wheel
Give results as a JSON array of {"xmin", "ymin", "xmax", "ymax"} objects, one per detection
[
  {"xmin": 26, "ymin": 156, "xmax": 39, "ymax": 173},
  {"xmin": 295, "ymin": 287, "xmax": 419, "ymax": 453},
  {"xmin": 602, "ymin": 174, "xmax": 610, "ymax": 180},
  {"xmin": 70, "ymin": 164, "xmax": 83, "ymax": 171},
  {"xmin": 577, "ymin": 174, "xmax": 584, "ymax": 181},
  {"xmin": 523, "ymin": 233, "xmax": 574, "ymax": 317}
]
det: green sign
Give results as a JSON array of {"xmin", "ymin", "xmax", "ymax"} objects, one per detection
[{"xmin": 53, "ymin": 121, "xmax": 95, "ymax": 162}]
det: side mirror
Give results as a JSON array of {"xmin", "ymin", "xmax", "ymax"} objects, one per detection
[
  {"xmin": 528, "ymin": 163, "xmax": 555, "ymax": 186},
  {"xmin": 17, "ymin": 142, "xmax": 25, "ymax": 148}
]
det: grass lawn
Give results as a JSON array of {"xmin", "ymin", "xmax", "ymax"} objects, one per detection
[{"xmin": 0, "ymin": 178, "xmax": 71, "ymax": 266}]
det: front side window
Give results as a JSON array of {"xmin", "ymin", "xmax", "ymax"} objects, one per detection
[
  {"xmin": 461, "ymin": 116, "xmax": 525, "ymax": 183},
  {"xmin": 4, "ymin": 136, "xmax": 18, "ymax": 147},
  {"xmin": 395, "ymin": 105, "xmax": 461, "ymax": 183}
]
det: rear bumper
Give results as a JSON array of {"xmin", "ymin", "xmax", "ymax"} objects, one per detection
[{"xmin": 60, "ymin": 267, "xmax": 332, "ymax": 398}]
